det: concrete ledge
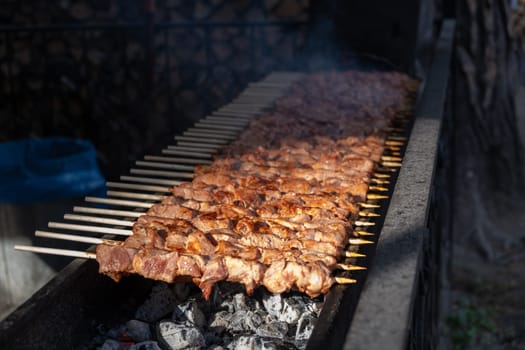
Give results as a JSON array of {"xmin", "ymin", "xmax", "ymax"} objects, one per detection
[{"xmin": 343, "ymin": 19, "xmax": 455, "ymax": 350}]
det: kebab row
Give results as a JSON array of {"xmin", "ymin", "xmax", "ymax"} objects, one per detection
[{"xmin": 92, "ymin": 71, "xmax": 419, "ymax": 298}]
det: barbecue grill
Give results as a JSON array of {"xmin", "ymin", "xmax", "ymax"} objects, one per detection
[{"xmin": 0, "ymin": 11, "xmax": 454, "ymax": 350}]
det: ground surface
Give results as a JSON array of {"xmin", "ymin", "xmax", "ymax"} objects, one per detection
[{"xmin": 440, "ymin": 86, "xmax": 525, "ymax": 350}]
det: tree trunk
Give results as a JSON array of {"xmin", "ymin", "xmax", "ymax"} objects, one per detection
[{"xmin": 453, "ymin": 0, "xmax": 525, "ymax": 260}]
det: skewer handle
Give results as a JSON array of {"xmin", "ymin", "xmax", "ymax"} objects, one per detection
[
  {"xmin": 35, "ymin": 230, "xmax": 105, "ymax": 245},
  {"xmin": 15, "ymin": 245, "xmax": 97, "ymax": 259}
]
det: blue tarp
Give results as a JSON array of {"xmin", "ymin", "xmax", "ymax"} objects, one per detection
[{"xmin": 0, "ymin": 138, "xmax": 106, "ymax": 203}]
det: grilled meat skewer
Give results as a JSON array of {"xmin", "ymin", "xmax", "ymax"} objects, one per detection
[{"xmin": 96, "ymin": 243, "xmax": 335, "ymax": 298}]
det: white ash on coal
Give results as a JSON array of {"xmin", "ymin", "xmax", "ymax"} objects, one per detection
[
  {"xmin": 95, "ymin": 282, "xmax": 323, "ymax": 350},
  {"xmin": 173, "ymin": 300, "xmax": 207, "ymax": 328},
  {"xmin": 157, "ymin": 320, "xmax": 206, "ymax": 349},
  {"xmin": 295, "ymin": 314, "xmax": 317, "ymax": 343},
  {"xmin": 256, "ymin": 322, "xmax": 289, "ymax": 339},
  {"xmin": 230, "ymin": 336, "xmax": 285, "ymax": 350}
]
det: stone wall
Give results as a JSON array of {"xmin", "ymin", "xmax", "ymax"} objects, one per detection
[{"xmin": 0, "ymin": 0, "xmax": 309, "ymax": 178}]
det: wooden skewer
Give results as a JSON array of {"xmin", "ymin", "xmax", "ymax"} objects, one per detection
[
  {"xmin": 107, "ymin": 190, "xmax": 163, "ymax": 201},
  {"xmin": 63, "ymin": 214, "xmax": 134, "ymax": 226},
  {"xmin": 337, "ymin": 264, "xmax": 367, "ymax": 271},
  {"xmin": 73, "ymin": 206, "xmax": 144, "ymax": 218},
  {"xmin": 194, "ymin": 122, "xmax": 244, "ymax": 131},
  {"xmin": 176, "ymin": 141, "xmax": 222, "ymax": 150},
  {"xmin": 188, "ymin": 127, "xmax": 238, "ymax": 136},
  {"xmin": 205, "ymin": 114, "xmax": 253, "ymax": 122},
  {"xmin": 373, "ymin": 173, "xmax": 391, "ymax": 179},
  {"xmin": 369, "ymin": 186, "xmax": 389, "ymax": 192},
  {"xmin": 354, "ymin": 221, "xmax": 375, "ymax": 227},
  {"xmin": 385, "ymin": 140, "xmax": 404, "ymax": 146},
  {"xmin": 367, "ymin": 194, "xmax": 389, "ymax": 200},
  {"xmin": 210, "ymin": 108, "xmax": 257, "ymax": 116},
  {"xmin": 337, "ymin": 264, "xmax": 366, "ymax": 271},
  {"xmin": 206, "ymin": 113, "xmax": 254, "ymax": 120},
  {"xmin": 48, "ymin": 222, "xmax": 132, "ymax": 236},
  {"xmin": 387, "ymin": 151, "xmax": 402, "ymax": 156},
  {"xmin": 233, "ymin": 96, "xmax": 280, "ymax": 103},
  {"xmin": 170, "ymin": 144, "xmax": 225, "ymax": 154},
  {"xmin": 381, "ymin": 156, "xmax": 402, "ymax": 162},
  {"xmin": 349, "ymin": 238, "xmax": 374, "ymax": 245},
  {"xmin": 358, "ymin": 211, "xmax": 380, "ymax": 218},
  {"xmin": 345, "ymin": 251, "xmax": 366, "ymax": 258},
  {"xmin": 162, "ymin": 149, "xmax": 213, "ymax": 159},
  {"xmin": 386, "ymin": 146, "xmax": 402, "ymax": 151},
  {"xmin": 183, "ymin": 131, "xmax": 236, "ymax": 140},
  {"xmin": 135, "ymin": 161, "xmax": 195, "ymax": 172},
  {"xmin": 29, "ymin": 217, "xmax": 358, "ymax": 262},
  {"xmin": 217, "ymin": 102, "xmax": 254, "ymax": 111},
  {"xmin": 167, "ymin": 145, "xmax": 217, "ymax": 153},
  {"xmin": 214, "ymin": 110, "xmax": 259, "ymax": 118},
  {"xmin": 84, "ymin": 197, "xmax": 153, "ymax": 208},
  {"xmin": 355, "ymin": 230, "xmax": 375, "ymax": 237},
  {"xmin": 34, "ymin": 231, "xmax": 366, "ymax": 273},
  {"xmin": 106, "ymin": 182, "xmax": 169, "ymax": 193},
  {"xmin": 359, "ymin": 203, "xmax": 381, "ymax": 209},
  {"xmin": 130, "ymin": 168, "xmax": 195, "ymax": 179},
  {"xmin": 120, "ymin": 176, "xmax": 183, "ymax": 186},
  {"xmin": 14, "ymin": 245, "xmax": 97, "ymax": 259},
  {"xmin": 381, "ymin": 161, "xmax": 402, "ymax": 168},
  {"xmin": 371, "ymin": 178, "xmax": 390, "ymax": 185},
  {"xmin": 334, "ymin": 277, "xmax": 357, "ymax": 284},
  {"xmin": 35, "ymin": 230, "xmax": 107, "ymax": 245},
  {"xmin": 201, "ymin": 118, "xmax": 249, "ymax": 127},
  {"xmin": 175, "ymin": 135, "xmax": 230, "ymax": 145},
  {"xmin": 144, "ymin": 155, "xmax": 212, "ymax": 165}
]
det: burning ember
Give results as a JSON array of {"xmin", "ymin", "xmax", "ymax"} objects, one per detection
[{"xmin": 96, "ymin": 282, "xmax": 322, "ymax": 350}]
